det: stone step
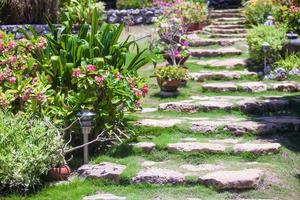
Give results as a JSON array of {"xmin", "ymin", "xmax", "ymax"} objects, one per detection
[
  {"xmin": 210, "ymin": 12, "xmax": 244, "ymax": 19},
  {"xmin": 209, "ymin": 24, "xmax": 246, "ymax": 29},
  {"xmin": 190, "ymin": 71, "xmax": 257, "ymax": 82},
  {"xmin": 167, "ymin": 141, "xmax": 281, "ymax": 154},
  {"xmin": 201, "ymin": 82, "xmax": 300, "ymax": 93},
  {"xmin": 210, "ymin": 28, "xmax": 247, "ymax": 34},
  {"xmin": 190, "ymin": 47, "xmax": 242, "ymax": 58},
  {"xmin": 158, "ymin": 96, "xmax": 292, "ymax": 114},
  {"xmin": 190, "ymin": 58, "xmax": 248, "ymax": 68},
  {"xmin": 215, "ymin": 17, "xmax": 246, "ymax": 22},
  {"xmin": 210, "ymin": 33, "xmax": 247, "ymax": 38},
  {"xmin": 137, "ymin": 116, "xmax": 300, "ymax": 135},
  {"xmin": 188, "ymin": 36, "xmax": 244, "ymax": 47},
  {"xmin": 212, "ymin": 20, "xmax": 246, "ymax": 26},
  {"xmin": 211, "ymin": 8, "xmax": 243, "ymax": 14},
  {"xmin": 83, "ymin": 192, "xmax": 126, "ymax": 200},
  {"xmin": 199, "ymin": 169, "xmax": 263, "ymax": 189}
]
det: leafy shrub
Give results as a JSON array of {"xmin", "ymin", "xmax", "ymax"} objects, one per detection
[
  {"xmin": 178, "ymin": 0, "xmax": 208, "ymax": 24},
  {"xmin": 274, "ymin": 5, "xmax": 300, "ymax": 34},
  {"xmin": 244, "ymin": 0, "xmax": 274, "ymax": 26},
  {"xmin": 116, "ymin": 0, "xmax": 151, "ymax": 9},
  {"xmin": 0, "ymin": 111, "xmax": 64, "ymax": 194},
  {"xmin": 61, "ymin": 0, "xmax": 105, "ymax": 25},
  {"xmin": 0, "ymin": 0, "xmax": 59, "ymax": 24},
  {"xmin": 153, "ymin": 66, "xmax": 189, "ymax": 80},
  {"xmin": 275, "ymin": 53, "xmax": 300, "ymax": 71},
  {"xmin": 247, "ymin": 25, "xmax": 287, "ymax": 63}
]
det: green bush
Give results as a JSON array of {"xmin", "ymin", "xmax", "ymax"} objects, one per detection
[
  {"xmin": 273, "ymin": 5, "xmax": 300, "ymax": 34},
  {"xmin": 0, "ymin": 0, "xmax": 59, "ymax": 24},
  {"xmin": 244, "ymin": 0, "xmax": 274, "ymax": 26},
  {"xmin": 247, "ymin": 25, "xmax": 287, "ymax": 64},
  {"xmin": 0, "ymin": 112, "xmax": 64, "ymax": 194},
  {"xmin": 276, "ymin": 53, "xmax": 300, "ymax": 71},
  {"xmin": 116, "ymin": 0, "xmax": 151, "ymax": 9}
]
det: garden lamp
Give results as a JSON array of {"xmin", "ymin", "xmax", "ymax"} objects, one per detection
[
  {"xmin": 262, "ymin": 42, "xmax": 270, "ymax": 75},
  {"xmin": 77, "ymin": 111, "xmax": 96, "ymax": 164}
]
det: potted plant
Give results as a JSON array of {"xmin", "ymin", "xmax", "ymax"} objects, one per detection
[
  {"xmin": 154, "ymin": 65, "xmax": 189, "ymax": 97},
  {"xmin": 163, "ymin": 40, "xmax": 191, "ymax": 66},
  {"xmin": 49, "ymin": 164, "xmax": 72, "ymax": 181}
]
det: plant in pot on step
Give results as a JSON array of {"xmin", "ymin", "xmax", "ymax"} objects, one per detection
[
  {"xmin": 153, "ymin": 65, "xmax": 189, "ymax": 97},
  {"xmin": 163, "ymin": 40, "xmax": 191, "ymax": 66}
]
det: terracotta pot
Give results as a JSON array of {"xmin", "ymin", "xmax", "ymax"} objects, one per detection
[
  {"xmin": 157, "ymin": 78, "xmax": 183, "ymax": 92},
  {"xmin": 49, "ymin": 165, "xmax": 71, "ymax": 181},
  {"xmin": 163, "ymin": 53, "xmax": 190, "ymax": 66}
]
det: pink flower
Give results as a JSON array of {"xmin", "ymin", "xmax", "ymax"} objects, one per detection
[
  {"xmin": 182, "ymin": 40, "xmax": 189, "ymax": 47},
  {"xmin": 0, "ymin": 73, "xmax": 4, "ymax": 82},
  {"xmin": 22, "ymin": 88, "xmax": 33, "ymax": 101},
  {"xmin": 132, "ymin": 87, "xmax": 143, "ymax": 97},
  {"xmin": 0, "ymin": 43, "xmax": 4, "ymax": 52},
  {"xmin": 72, "ymin": 68, "xmax": 81, "ymax": 78},
  {"xmin": 95, "ymin": 76, "xmax": 105, "ymax": 85},
  {"xmin": 36, "ymin": 92, "xmax": 46, "ymax": 103},
  {"xmin": 37, "ymin": 37, "xmax": 47, "ymax": 49},
  {"xmin": 8, "ymin": 41, "xmax": 16, "ymax": 50},
  {"xmin": 31, "ymin": 77, "xmax": 38, "ymax": 84},
  {"xmin": 86, "ymin": 65, "xmax": 97, "ymax": 72},
  {"xmin": 115, "ymin": 72, "xmax": 123, "ymax": 80},
  {"xmin": 8, "ymin": 76, "xmax": 16, "ymax": 84},
  {"xmin": 172, "ymin": 50, "xmax": 181, "ymax": 57},
  {"xmin": 8, "ymin": 56, "xmax": 17, "ymax": 64}
]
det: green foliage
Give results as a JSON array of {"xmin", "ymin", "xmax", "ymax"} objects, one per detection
[
  {"xmin": 116, "ymin": 0, "xmax": 151, "ymax": 9},
  {"xmin": 153, "ymin": 66, "xmax": 189, "ymax": 80},
  {"xmin": 276, "ymin": 53, "xmax": 300, "ymax": 71},
  {"xmin": 273, "ymin": 5, "xmax": 300, "ymax": 34},
  {"xmin": 247, "ymin": 25, "xmax": 287, "ymax": 63},
  {"xmin": 61, "ymin": 0, "xmax": 105, "ymax": 25},
  {"xmin": 244, "ymin": 0, "xmax": 274, "ymax": 26},
  {"xmin": 0, "ymin": 0, "xmax": 59, "ymax": 24},
  {"xmin": 0, "ymin": 111, "xmax": 64, "ymax": 194}
]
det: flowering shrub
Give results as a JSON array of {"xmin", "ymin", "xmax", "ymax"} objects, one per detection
[
  {"xmin": 244, "ymin": 0, "xmax": 275, "ymax": 26},
  {"xmin": 274, "ymin": 5, "xmax": 300, "ymax": 34},
  {"xmin": 153, "ymin": 65, "xmax": 189, "ymax": 81}
]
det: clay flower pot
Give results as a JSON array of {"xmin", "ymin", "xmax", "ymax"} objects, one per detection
[
  {"xmin": 157, "ymin": 78, "xmax": 183, "ymax": 97},
  {"xmin": 49, "ymin": 165, "xmax": 72, "ymax": 181}
]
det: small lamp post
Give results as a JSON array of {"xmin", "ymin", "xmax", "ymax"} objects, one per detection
[
  {"xmin": 77, "ymin": 111, "xmax": 96, "ymax": 164},
  {"xmin": 262, "ymin": 42, "xmax": 271, "ymax": 75}
]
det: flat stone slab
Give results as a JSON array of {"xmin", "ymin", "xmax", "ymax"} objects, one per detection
[
  {"xmin": 136, "ymin": 119, "xmax": 182, "ymax": 127},
  {"xmin": 159, "ymin": 96, "xmax": 291, "ymax": 114},
  {"xmin": 202, "ymin": 82, "xmax": 238, "ymax": 92},
  {"xmin": 233, "ymin": 143, "xmax": 281, "ymax": 154},
  {"xmin": 210, "ymin": 33, "xmax": 247, "ymax": 38},
  {"xmin": 237, "ymin": 82, "xmax": 268, "ymax": 92},
  {"xmin": 190, "ymin": 47, "xmax": 242, "ymax": 58},
  {"xmin": 199, "ymin": 169, "xmax": 263, "ymax": 189},
  {"xmin": 224, "ymin": 121, "xmax": 283, "ymax": 135},
  {"xmin": 83, "ymin": 192, "xmax": 126, "ymax": 200},
  {"xmin": 132, "ymin": 168, "xmax": 185, "ymax": 184},
  {"xmin": 270, "ymin": 82, "xmax": 299, "ymax": 92},
  {"xmin": 181, "ymin": 164, "xmax": 225, "ymax": 172},
  {"xmin": 210, "ymin": 28, "xmax": 246, "ymax": 34},
  {"xmin": 132, "ymin": 142, "xmax": 156, "ymax": 151},
  {"xmin": 167, "ymin": 142, "xmax": 226, "ymax": 153},
  {"xmin": 188, "ymin": 36, "xmax": 243, "ymax": 47},
  {"xmin": 77, "ymin": 162, "xmax": 126, "ymax": 180},
  {"xmin": 195, "ymin": 58, "xmax": 248, "ymax": 68},
  {"xmin": 190, "ymin": 71, "xmax": 257, "ymax": 82}
]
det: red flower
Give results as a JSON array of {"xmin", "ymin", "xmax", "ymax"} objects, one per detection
[
  {"xmin": 86, "ymin": 65, "xmax": 97, "ymax": 72},
  {"xmin": 8, "ymin": 41, "xmax": 16, "ymax": 50},
  {"xmin": 8, "ymin": 56, "xmax": 17, "ymax": 64},
  {"xmin": 142, "ymin": 85, "xmax": 149, "ymax": 97},
  {"xmin": 95, "ymin": 76, "xmax": 105, "ymax": 85},
  {"xmin": 72, "ymin": 68, "xmax": 81, "ymax": 78},
  {"xmin": 132, "ymin": 87, "xmax": 143, "ymax": 97},
  {"xmin": 8, "ymin": 76, "xmax": 16, "ymax": 84}
]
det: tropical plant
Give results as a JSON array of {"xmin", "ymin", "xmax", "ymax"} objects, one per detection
[
  {"xmin": 273, "ymin": 5, "xmax": 300, "ymax": 34},
  {"xmin": 0, "ymin": 111, "xmax": 64, "ymax": 194},
  {"xmin": 247, "ymin": 25, "xmax": 287, "ymax": 64},
  {"xmin": 61, "ymin": 0, "xmax": 105, "ymax": 25},
  {"xmin": 178, "ymin": 0, "xmax": 208, "ymax": 24},
  {"xmin": 275, "ymin": 53, "xmax": 300, "ymax": 71}
]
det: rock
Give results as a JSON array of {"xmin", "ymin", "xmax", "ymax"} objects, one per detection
[
  {"xmin": 180, "ymin": 164, "xmax": 224, "ymax": 172},
  {"xmin": 191, "ymin": 121, "xmax": 228, "ymax": 133},
  {"xmin": 233, "ymin": 143, "xmax": 281, "ymax": 154},
  {"xmin": 270, "ymin": 82, "xmax": 299, "ymax": 92},
  {"xmin": 195, "ymin": 58, "xmax": 248, "ymax": 68},
  {"xmin": 209, "ymin": 139, "xmax": 240, "ymax": 144},
  {"xmin": 141, "ymin": 161, "xmax": 158, "ymax": 167},
  {"xmin": 211, "ymin": 28, "xmax": 246, "ymax": 34},
  {"xmin": 199, "ymin": 169, "xmax": 263, "ymax": 189},
  {"xmin": 202, "ymin": 82, "xmax": 238, "ymax": 92},
  {"xmin": 77, "ymin": 162, "xmax": 126, "ymax": 180},
  {"xmin": 159, "ymin": 101, "xmax": 201, "ymax": 113},
  {"xmin": 190, "ymin": 72, "xmax": 241, "ymax": 82},
  {"xmin": 190, "ymin": 47, "xmax": 242, "ymax": 58},
  {"xmin": 237, "ymin": 82, "xmax": 267, "ymax": 92},
  {"xmin": 83, "ymin": 192, "xmax": 126, "ymax": 200},
  {"xmin": 132, "ymin": 142, "xmax": 156, "ymax": 152},
  {"xmin": 210, "ymin": 33, "xmax": 247, "ymax": 38},
  {"xmin": 224, "ymin": 121, "xmax": 282, "ymax": 135},
  {"xmin": 136, "ymin": 119, "xmax": 182, "ymax": 127},
  {"xmin": 167, "ymin": 142, "xmax": 226, "ymax": 153},
  {"xmin": 132, "ymin": 168, "xmax": 185, "ymax": 184}
]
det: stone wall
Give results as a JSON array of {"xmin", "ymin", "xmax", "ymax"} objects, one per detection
[{"xmin": 106, "ymin": 7, "xmax": 163, "ymax": 25}]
